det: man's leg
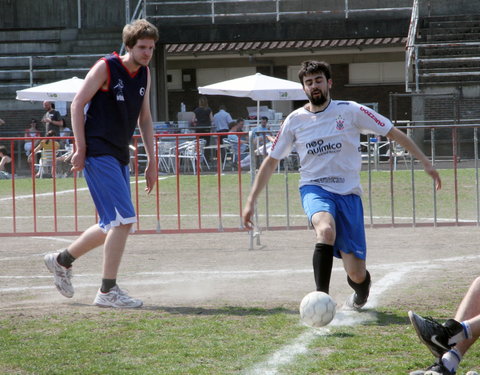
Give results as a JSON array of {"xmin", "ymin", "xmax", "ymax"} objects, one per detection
[
  {"xmin": 68, "ymin": 224, "xmax": 108, "ymax": 259},
  {"xmin": 102, "ymin": 223, "xmax": 132, "ymax": 280},
  {"xmin": 44, "ymin": 224, "xmax": 106, "ymax": 298},
  {"xmin": 409, "ymin": 277, "xmax": 480, "ymax": 375},
  {"xmin": 311, "ymin": 211, "xmax": 335, "ymax": 294},
  {"xmin": 342, "ymin": 252, "xmax": 370, "ymax": 309},
  {"xmin": 93, "ymin": 223, "xmax": 142, "ymax": 308},
  {"xmin": 454, "ymin": 276, "xmax": 480, "ymax": 356}
]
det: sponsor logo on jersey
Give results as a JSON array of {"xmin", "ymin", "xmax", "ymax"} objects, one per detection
[
  {"xmin": 270, "ymin": 123, "xmax": 284, "ymax": 151},
  {"xmin": 306, "ymin": 139, "xmax": 342, "ymax": 155},
  {"xmin": 335, "ymin": 115, "xmax": 345, "ymax": 131},
  {"xmin": 114, "ymin": 79, "xmax": 125, "ymax": 102},
  {"xmin": 360, "ymin": 106, "xmax": 385, "ymax": 127},
  {"xmin": 311, "ymin": 176, "xmax": 345, "ymax": 184}
]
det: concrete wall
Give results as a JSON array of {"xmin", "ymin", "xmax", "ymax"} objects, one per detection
[{"xmin": 0, "ymin": 0, "xmax": 130, "ymax": 29}]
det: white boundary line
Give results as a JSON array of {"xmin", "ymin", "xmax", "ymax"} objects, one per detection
[{"xmin": 245, "ymin": 255, "xmax": 474, "ymax": 375}]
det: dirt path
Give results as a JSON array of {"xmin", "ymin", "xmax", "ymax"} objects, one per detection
[{"xmin": 1, "ymin": 226, "xmax": 479, "ymax": 317}]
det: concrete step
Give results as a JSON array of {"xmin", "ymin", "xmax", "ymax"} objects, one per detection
[
  {"xmin": 0, "ymin": 28, "xmax": 63, "ymax": 43},
  {"xmin": 0, "ymin": 42, "xmax": 59, "ymax": 55},
  {"xmin": 425, "ymin": 33, "xmax": 480, "ymax": 43},
  {"xmin": 420, "ymin": 45, "xmax": 480, "ymax": 57}
]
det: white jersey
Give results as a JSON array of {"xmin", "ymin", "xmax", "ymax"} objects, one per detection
[{"xmin": 269, "ymin": 100, "xmax": 393, "ymax": 195}]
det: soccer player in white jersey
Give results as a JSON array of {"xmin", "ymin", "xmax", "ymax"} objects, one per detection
[{"xmin": 242, "ymin": 60, "xmax": 442, "ymax": 309}]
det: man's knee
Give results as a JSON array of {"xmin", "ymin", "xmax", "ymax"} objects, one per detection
[
  {"xmin": 315, "ymin": 225, "xmax": 334, "ymax": 243},
  {"xmin": 470, "ymin": 276, "xmax": 480, "ymax": 295}
]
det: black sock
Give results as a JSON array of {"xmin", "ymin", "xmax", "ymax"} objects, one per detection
[
  {"xmin": 347, "ymin": 270, "xmax": 371, "ymax": 302},
  {"xmin": 57, "ymin": 249, "xmax": 76, "ymax": 268},
  {"xmin": 313, "ymin": 243, "xmax": 334, "ymax": 294},
  {"xmin": 101, "ymin": 279, "xmax": 117, "ymax": 293}
]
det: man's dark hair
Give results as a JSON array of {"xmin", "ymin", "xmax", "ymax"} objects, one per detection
[
  {"xmin": 298, "ymin": 60, "xmax": 332, "ymax": 86},
  {"xmin": 260, "ymin": 116, "xmax": 269, "ymax": 121},
  {"xmin": 0, "ymin": 145, "xmax": 9, "ymax": 156}
]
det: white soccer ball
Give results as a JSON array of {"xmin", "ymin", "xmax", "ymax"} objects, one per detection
[{"xmin": 299, "ymin": 291, "xmax": 336, "ymax": 327}]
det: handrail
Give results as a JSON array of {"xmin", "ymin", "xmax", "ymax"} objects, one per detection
[
  {"xmin": 405, "ymin": 0, "xmax": 419, "ymax": 92},
  {"xmin": 146, "ymin": 0, "xmax": 412, "ymax": 22}
]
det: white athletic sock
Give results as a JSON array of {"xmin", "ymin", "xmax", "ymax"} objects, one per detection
[
  {"xmin": 448, "ymin": 321, "xmax": 472, "ymax": 346},
  {"xmin": 442, "ymin": 349, "xmax": 462, "ymax": 374}
]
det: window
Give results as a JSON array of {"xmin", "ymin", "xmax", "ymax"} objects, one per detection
[{"xmin": 349, "ymin": 62, "xmax": 405, "ymax": 84}]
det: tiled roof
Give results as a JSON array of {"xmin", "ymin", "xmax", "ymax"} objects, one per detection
[{"xmin": 165, "ymin": 37, "xmax": 407, "ymax": 56}]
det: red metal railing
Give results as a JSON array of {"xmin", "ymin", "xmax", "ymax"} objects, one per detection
[{"xmin": 1, "ymin": 126, "xmax": 480, "ymax": 238}]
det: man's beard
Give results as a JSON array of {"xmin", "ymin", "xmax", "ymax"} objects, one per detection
[{"xmin": 307, "ymin": 90, "xmax": 328, "ymax": 106}]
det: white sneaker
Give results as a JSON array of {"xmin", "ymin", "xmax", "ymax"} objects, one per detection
[
  {"xmin": 93, "ymin": 285, "xmax": 143, "ymax": 308},
  {"xmin": 44, "ymin": 252, "xmax": 74, "ymax": 298}
]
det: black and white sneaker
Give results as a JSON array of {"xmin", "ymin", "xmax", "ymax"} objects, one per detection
[
  {"xmin": 408, "ymin": 311, "xmax": 463, "ymax": 357},
  {"xmin": 409, "ymin": 359, "xmax": 456, "ymax": 375},
  {"xmin": 344, "ymin": 292, "xmax": 368, "ymax": 310}
]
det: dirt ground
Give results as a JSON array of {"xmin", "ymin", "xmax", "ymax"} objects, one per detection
[{"xmin": 1, "ymin": 226, "xmax": 480, "ymax": 318}]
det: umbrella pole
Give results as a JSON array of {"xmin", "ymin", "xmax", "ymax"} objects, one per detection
[{"xmin": 256, "ymin": 101, "xmax": 260, "ymax": 126}]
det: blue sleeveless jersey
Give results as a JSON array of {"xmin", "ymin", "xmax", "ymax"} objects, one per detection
[{"xmin": 85, "ymin": 52, "xmax": 148, "ymax": 165}]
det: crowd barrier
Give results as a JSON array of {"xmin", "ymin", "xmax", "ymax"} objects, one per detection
[{"xmin": 1, "ymin": 126, "xmax": 479, "ymax": 248}]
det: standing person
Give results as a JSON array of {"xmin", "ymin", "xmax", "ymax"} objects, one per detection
[
  {"xmin": 242, "ymin": 60, "xmax": 441, "ymax": 308},
  {"xmin": 213, "ymin": 104, "xmax": 233, "ymax": 133},
  {"xmin": 192, "ymin": 95, "xmax": 213, "ymax": 145},
  {"xmin": 59, "ymin": 118, "xmax": 72, "ymax": 148},
  {"xmin": 41, "ymin": 101, "xmax": 62, "ymax": 135},
  {"xmin": 24, "ymin": 119, "xmax": 41, "ymax": 157},
  {"xmin": 408, "ymin": 277, "xmax": 480, "ymax": 375},
  {"xmin": 43, "ymin": 19, "xmax": 159, "ymax": 308}
]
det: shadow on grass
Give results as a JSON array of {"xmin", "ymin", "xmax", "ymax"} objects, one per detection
[
  {"xmin": 365, "ymin": 309, "xmax": 411, "ymax": 326},
  {"xmin": 143, "ymin": 305, "xmax": 299, "ymax": 316}
]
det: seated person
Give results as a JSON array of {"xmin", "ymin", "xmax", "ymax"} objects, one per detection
[
  {"xmin": 0, "ymin": 145, "xmax": 12, "ymax": 179},
  {"xmin": 27, "ymin": 130, "xmax": 60, "ymax": 178},
  {"xmin": 227, "ymin": 119, "xmax": 249, "ymax": 163},
  {"xmin": 56, "ymin": 145, "xmax": 74, "ymax": 178},
  {"xmin": 251, "ymin": 116, "xmax": 275, "ymax": 152}
]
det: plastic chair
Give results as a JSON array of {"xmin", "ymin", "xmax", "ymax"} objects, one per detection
[
  {"xmin": 35, "ymin": 148, "xmax": 57, "ymax": 178},
  {"xmin": 178, "ymin": 139, "xmax": 210, "ymax": 174},
  {"xmin": 386, "ymin": 141, "xmax": 410, "ymax": 170}
]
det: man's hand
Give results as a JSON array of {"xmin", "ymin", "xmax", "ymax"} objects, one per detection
[
  {"xmin": 424, "ymin": 164, "xmax": 442, "ymax": 191},
  {"xmin": 70, "ymin": 150, "xmax": 85, "ymax": 173},
  {"xmin": 242, "ymin": 200, "xmax": 255, "ymax": 230},
  {"xmin": 144, "ymin": 161, "xmax": 157, "ymax": 194}
]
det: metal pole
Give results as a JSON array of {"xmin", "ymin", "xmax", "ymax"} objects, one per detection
[
  {"xmin": 211, "ymin": 0, "xmax": 215, "ymax": 24},
  {"xmin": 475, "ymin": 127, "xmax": 479, "ymax": 225},
  {"xmin": 415, "ymin": 46, "xmax": 419, "ymax": 92},
  {"xmin": 345, "ymin": 0, "xmax": 349, "ymax": 18},
  {"xmin": 77, "ymin": 0, "xmax": 81, "ymax": 29},
  {"xmin": 28, "ymin": 56, "xmax": 33, "ymax": 87},
  {"xmin": 431, "ymin": 128, "xmax": 437, "ymax": 226},
  {"xmin": 126, "ymin": 0, "xmax": 130, "ymax": 24}
]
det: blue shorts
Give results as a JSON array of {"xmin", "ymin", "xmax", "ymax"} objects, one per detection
[
  {"xmin": 84, "ymin": 155, "xmax": 136, "ymax": 233},
  {"xmin": 300, "ymin": 185, "xmax": 366, "ymax": 260}
]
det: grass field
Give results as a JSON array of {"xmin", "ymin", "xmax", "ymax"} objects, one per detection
[
  {"xmin": 1, "ymin": 166, "xmax": 479, "ymax": 234},
  {"xmin": 1, "ymin": 167, "xmax": 480, "ymax": 374}
]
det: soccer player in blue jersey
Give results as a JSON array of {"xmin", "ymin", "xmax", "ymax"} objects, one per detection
[
  {"xmin": 44, "ymin": 19, "xmax": 159, "ymax": 308},
  {"xmin": 242, "ymin": 60, "xmax": 442, "ymax": 309}
]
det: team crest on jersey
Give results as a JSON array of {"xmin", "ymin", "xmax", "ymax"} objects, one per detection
[
  {"xmin": 113, "ymin": 79, "xmax": 125, "ymax": 101},
  {"xmin": 335, "ymin": 115, "xmax": 345, "ymax": 130}
]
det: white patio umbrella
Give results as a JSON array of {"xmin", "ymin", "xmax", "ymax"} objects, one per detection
[
  {"xmin": 16, "ymin": 77, "xmax": 84, "ymax": 102},
  {"xmin": 198, "ymin": 72, "xmax": 307, "ymax": 123}
]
